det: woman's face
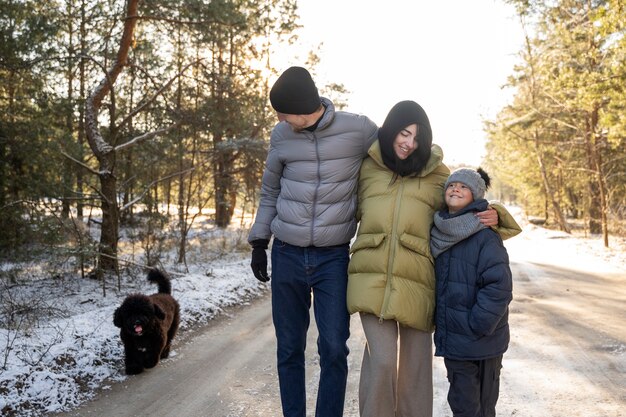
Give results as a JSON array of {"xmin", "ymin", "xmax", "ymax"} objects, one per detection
[{"xmin": 393, "ymin": 124, "xmax": 418, "ymax": 160}]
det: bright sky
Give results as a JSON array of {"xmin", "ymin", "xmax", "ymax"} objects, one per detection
[{"xmin": 275, "ymin": 0, "xmax": 526, "ymax": 166}]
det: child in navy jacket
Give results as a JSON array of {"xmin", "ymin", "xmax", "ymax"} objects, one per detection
[{"xmin": 430, "ymin": 167, "xmax": 513, "ymax": 417}]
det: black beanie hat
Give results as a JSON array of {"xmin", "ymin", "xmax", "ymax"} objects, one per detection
[
  {"xmin": 378, "ymin": 100, "xmax": 433, "ymax": 176},
  {"xmin": 269, "ymin": 66, "xmax": 321, "ymax": 115}
]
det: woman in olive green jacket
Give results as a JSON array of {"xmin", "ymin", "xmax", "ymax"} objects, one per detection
[{"xmin": 347, "ymin": 101, "xmax": 520, "ymax": 417}]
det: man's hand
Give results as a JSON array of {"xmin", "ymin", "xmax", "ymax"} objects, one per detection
[
  {"xmin": 250, "ymin": 239, "xmax": 270, "ymax": 282},
  {"xmin": 475, "ymin": 206, "xmax": 498, "ymax": 227}
]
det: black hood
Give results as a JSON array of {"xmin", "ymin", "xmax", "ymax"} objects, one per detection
[{"xmin": 378, "ymin": 100, "xmax": 433, "ymax": 177}]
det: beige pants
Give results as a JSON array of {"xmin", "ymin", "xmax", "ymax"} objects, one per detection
[{"xmin": 359, "ymin": 313, "xmax": 433, "ymax": 417}]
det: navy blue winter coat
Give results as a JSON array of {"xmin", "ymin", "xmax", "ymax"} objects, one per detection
[{"xmin": 433, "ymin": 218, "xmax": 512, "ymax": 361}]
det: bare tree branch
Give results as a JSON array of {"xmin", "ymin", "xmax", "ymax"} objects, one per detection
[
  {"xmin": 134, "ymin": 14, "xmax": 246, "ymax": 27},
  {"xmin": 84, "ymin": 1, "xmax": 139, "ymax": 160},
  {"xmin": 60, "ymin": 151, "xmax": 100, "ymax": 175},
  {"xmin": 114, "ymin": 126, "xmax": 175, "ymax": 153},
  {"xmin": 120, "ymin": 167, "xmax": 195, "ymax": 212},
  {"xmin": 116, "ymin": 60, "xmax": 202, "ymax": 131}
]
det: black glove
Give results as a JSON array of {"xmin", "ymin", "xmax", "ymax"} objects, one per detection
[{"xmin": 250, "ymin": 239, "xmax": 270, "ymax": 282}]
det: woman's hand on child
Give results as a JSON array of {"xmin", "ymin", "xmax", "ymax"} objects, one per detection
[{"xmin": 476, "ymin": 207, "xmax": 498, "ymax": 227}]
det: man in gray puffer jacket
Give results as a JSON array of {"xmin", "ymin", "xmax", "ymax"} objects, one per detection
[{"xmin": 248, "ymin": 66, "xmax": 378, "ymax": 417}]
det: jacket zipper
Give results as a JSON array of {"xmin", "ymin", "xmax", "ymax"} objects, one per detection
[
  {"xmin": 379, "ymin": 177, "xmax": 404, "ymax": 323},
  {"xmin": 310, "ymin": 133, "xmax": 321, "ymax": 245}
]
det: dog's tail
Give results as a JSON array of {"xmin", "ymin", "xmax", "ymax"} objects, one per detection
[{"xmin": 147, "ymin": 269, "xmax": 172, "ymax": 294}]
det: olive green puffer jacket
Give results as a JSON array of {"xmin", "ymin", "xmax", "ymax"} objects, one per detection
[{"xmin": 347, "ymin": 140, "xmax": 450, "ymax": 331}]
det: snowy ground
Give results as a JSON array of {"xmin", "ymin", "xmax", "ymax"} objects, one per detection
[
  {"xmin": 0, "ymin": 221, "xmax": 267, "ymax": 416},
  {"xmin": 0, "ymin": 209, "xmax": 625, "ymax": 416},
  {"xmin": 435, "ymin": 218, "xmax": 626, "ymax": 417}
]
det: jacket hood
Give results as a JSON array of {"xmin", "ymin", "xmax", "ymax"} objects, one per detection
[{"xmin": 378, "ymin": 100, "xmax": 433, "ymax": 176}]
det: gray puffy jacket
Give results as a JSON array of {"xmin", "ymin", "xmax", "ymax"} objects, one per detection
[{"xmin": 248, "ymin": 98, "xmax": 378, "ymax": 247}]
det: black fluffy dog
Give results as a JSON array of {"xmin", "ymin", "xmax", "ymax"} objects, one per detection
[{"xmin": 113, "ymin": 269, "xmax": 180, "ymax": 375}]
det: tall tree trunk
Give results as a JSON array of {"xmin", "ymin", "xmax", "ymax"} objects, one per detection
[
  {"xmin": 61, "ymin": 0, "xmax": 75, "ymax": 219},
  {"xmin": 76, "ymin": 0, "xmax": 87, "ymax": 220},
  {"xmin": 175, "ymin": 24, "xmax": 186, "ymax": 264},
  {"xmin": 121, "ymin": 63, "xmax": 136, "ymax": 225},
  {"xmin": 176, "ymin": 131, "xmax": 187, "ymax": 264},
  {"xmin": 534, "ymin": 131, "xmax": 570, "ymax": 233},
  {"xmin": 99, "ymin": 168, "xmax": 119, "ymax": 272},
  {"xmin": 84, "ymin": 0, "xmax": 139, "ymax": 273},
  {"xmin": 214, "ymin": 145, "xmax": 235, "ymax": 228},
  {"xmin": 586, "ymin": 106, "xmax": 609, "ymax": 246}
]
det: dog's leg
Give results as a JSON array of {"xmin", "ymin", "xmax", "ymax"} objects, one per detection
[
  {"xmin": 125, "ymin": 347, "xmax": 144, "ymax": 375},
  {"xmin": 143, "ymin": 338, "xmax": 161, "ymax": 369},
  {"xmin": 143, "ymin": 351, "xmax": 160, "ymax": 369},
  {"xmin": 160, "ymin": 343, "xmax": 171, "ymax": 359},
  {"xmin": 162, "ymin": 307, "xmax": 180, "ymax": 359}
]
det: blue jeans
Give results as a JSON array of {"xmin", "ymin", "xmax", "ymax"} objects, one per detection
[{"xmin": 271, "ymin": 239, "xmax": 351, "ymax": 417}]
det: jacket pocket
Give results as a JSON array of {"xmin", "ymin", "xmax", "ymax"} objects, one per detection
[
  {"xmin": 350, "ymin": 233, "xmax": 386, "ymax": 254},
  {"xmin": 398, "ymin": 233, "xmax": 433, "ymax": 264}
]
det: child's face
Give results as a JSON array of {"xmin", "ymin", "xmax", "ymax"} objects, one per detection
[{"xmin": 445, "ymin": 181, "xmax": 473, "ymax": 214}]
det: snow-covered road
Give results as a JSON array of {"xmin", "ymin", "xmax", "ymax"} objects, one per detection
[{"xmin": 57, "ymin": 227, "xmax": 626, "ymax": 417}]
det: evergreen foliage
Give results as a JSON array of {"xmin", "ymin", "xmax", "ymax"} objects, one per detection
[
  {"xmin": 485, "ymin": 0, "xmax": 625, "ymax": 246},
  {"xmin": 0, "ymin": 0, "xmax": 300, "ymax": 271}
]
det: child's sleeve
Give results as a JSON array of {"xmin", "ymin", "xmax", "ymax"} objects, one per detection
[{"xmin": 468, "ymin": 234, "xmax": 513, "ymax": 337}]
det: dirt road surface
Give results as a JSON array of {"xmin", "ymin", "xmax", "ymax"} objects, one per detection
[{"xmin": 57, "ymin": 247, "xmax": 626, "ymax": 417}]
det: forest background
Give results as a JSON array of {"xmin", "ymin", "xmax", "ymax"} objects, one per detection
[
  {"xmin": 0, "ymin": 0, "xmax": 624, "ymax": 414},
  {"xmin": 0, "ymin": 0, "xmax": 624, "ymax": 279}
]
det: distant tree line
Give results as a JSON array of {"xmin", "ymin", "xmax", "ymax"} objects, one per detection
[
  {"xmin": 1, "ymin": 0, "xmax": 624, "ymax": 280},
  {"xmin": 0, "ymin": 0, "xmax": 301, "ymax": 274},
  {"xmin": 485, "ymin": 0, "xmax": 625, "ymax": 247}
]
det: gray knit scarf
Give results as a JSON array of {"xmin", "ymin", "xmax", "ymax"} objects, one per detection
[{"xmin": 430, "ymin": 199, "xmax": 489, "ymax": 258}]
